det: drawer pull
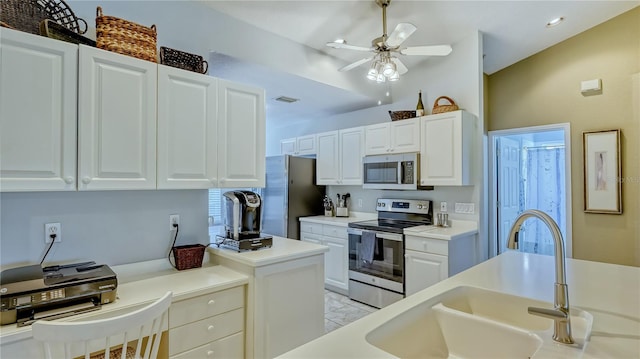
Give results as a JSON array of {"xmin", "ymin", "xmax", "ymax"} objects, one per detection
[
  {"xmin": 207, "ymin": 350, "xmax": 214, "ymax": 356},
  {"xmin": 208, "ymin": 299, "xmax": 215, "ymax": 305},
  {"xmin": 208, "ymin": 325, "xmax": 215, "ymax": 331}
]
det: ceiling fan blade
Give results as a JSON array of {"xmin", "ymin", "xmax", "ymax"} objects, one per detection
[
  {"xmin": 326, "ymin": 42, "xmax": 372, "ymax": 52},
  {"xmin": 391, "ymin": 58, "xmax": 408, "ymax": 75},
  {"xmin": 400, "ymin": 45, "xmax": 453, "ymax": 56},
  {"xmin": 385, "ymin": 23, "xmax": 417, "ymax": 48},
  {"xmin": 338, "ymin": 57, "xmax": 374, "ymax": 72}
]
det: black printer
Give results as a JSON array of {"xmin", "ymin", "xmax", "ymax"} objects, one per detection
[{"xmin": 0, "ymin": 262, "xmax": 117, "ymax": 326}]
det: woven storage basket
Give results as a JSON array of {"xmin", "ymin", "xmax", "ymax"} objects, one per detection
[
  {"xmin": 0, "ymin": 0, "xmax": 87, "ymax": 35},
  {"xmin": 160, "ymin": 47, "xmax": 208, "ymax": 74},
  {"xmin": 95, "ymin": 6, "xmax": 157, "ymax": 63},
  {"xmin": 432, "ymin": 96, "xmax": 460, "ymax": 114},
  {"xmin": 40, "ymin": 19, "xmax": 95, "ymax": 46},
  {"xmin": 389, "ymin": 110, "xmax": 416, "ymax": 121},
  {"xmin": 172, "ymin": 244, "xmax": 206, "ymax": 270}
]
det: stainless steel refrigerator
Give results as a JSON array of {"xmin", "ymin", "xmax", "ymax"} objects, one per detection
[{"xmin": 260, "ymin": 155, "xmax": 325, "ymax": 239}]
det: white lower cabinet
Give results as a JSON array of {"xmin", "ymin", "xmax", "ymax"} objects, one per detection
[
  {"xmin": 300, "ymin": 221, "xmax": 349, "ymax": 294},
  {"xmin": 169, "ymin": 286, "xmax": 245, "ymax": 358},
  {"xmin": 404, "ymin": 234, "xmax": 477, "ymax": 296}
]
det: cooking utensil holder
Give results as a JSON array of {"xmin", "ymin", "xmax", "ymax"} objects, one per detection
[{"xmin": 336, "ymin": 207, "xmax": 349, "ymax": 217}]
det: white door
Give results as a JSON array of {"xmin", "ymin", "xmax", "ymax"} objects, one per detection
[
  {"xmin": 296, "ymin": 135, "xmax": 317, "ymax": 156},
  {"xmin": 496, "ymin": 137, "xmax": 522, "ymax": 253},
  {"xmin": 78, "ymin": 45, "xmax": 157, "ymax": 190},
  {"xmin": 405, "ymin": 250, "xmax": 448, "ymax": 296},
  {"xmin": 157, "ymin": 65, "xmax": 218, "ymax": 189},
  {"xmin": 323, "ymin": 236, "xmax": 349, "ymax": 291},
  {"xmin": 217, "ymin": 79, "xmax": 265, "ymax": 188},
  {"xmin": 364, "ymin": 123, "xmax": 390, "ymax": 155},
  {"xmin": 339, "ymin": 127, "xmax": 364, "ymax": 185},
  {"xmin": 390, "ymin": 118, "xmax": 420, "ymax": 153},
  {"xmin": 280, "ymin": 138, "xmax": 296, "ymax": 155},
  {"xmin": 421, "ymin": 114, "xmax": 460, "ymax": 186},
  {"xmin": 0, "ymin": 29, "xmax": 78, "ymax": 191},
  {"xmin": 316, "ymin": 131, "xmax": 340, "ymax": 185}
]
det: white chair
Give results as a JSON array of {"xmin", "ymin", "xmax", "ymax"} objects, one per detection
[{"xmin": 32, "ymin": 291, "xmax": 172, "ymax": 359}]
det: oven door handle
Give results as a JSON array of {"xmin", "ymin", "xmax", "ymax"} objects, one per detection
[{"xmin": 347, "ymin": 228, "xmax": 403, "ymax": 242}]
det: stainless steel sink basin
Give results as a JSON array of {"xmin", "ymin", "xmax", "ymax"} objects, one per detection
[{"xmin": 365, "ymin": 286, "xmax": 593, "ymax": 358}]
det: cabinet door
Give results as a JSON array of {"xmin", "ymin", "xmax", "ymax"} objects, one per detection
[
  {"xmin": 421, "ymin": 111, "xmax": 469, "ymax": 186},
  {"xmin": 323, "ymin": 235, "xmax": 349, "ymax": 291},
  {"xmin": 78, "ymin": 45, "xmax": 157, "ymax": 190},
  {"xmin": 157, "ymin": 65, "xmax": 218, "ymax": 189},
  {"xmin": 316, "ymin": 131, "xmax": 340, "ymax": 185},
  {"xmin": 405, "ymin": 250, "xmax": 448, "ymax": 296},
  {"xmin": 296, "ymin": 134, "xmax": 317, "ymax": 156},
  {"xmin": 0, "ymin": 29, "xmax": 77, "ymax": 191},
  {"xmin": 390, "ymin": 118, "xmax": 420, "ymax": 153},
  {"xmin": 364, "ymin": 123, "xmax": 390, "ymax": 155},
  {"xmin": 217, "ymin": 80, "xmax": 265, "ymax": 188},
  {"xmin": 339, "ymin": 127, "xmax": 364, "ymax": 185},
  {"xmin": 280, "ymin": 138, "xmax": 296, "ymax": 155}
]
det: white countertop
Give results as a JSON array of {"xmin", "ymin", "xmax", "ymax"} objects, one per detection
[
  {"xmin": 207, "ymin": 236, "xmax": 328, "ymax": 267},
  {"xmin": 0, "ymin": 262, "xmax": 248, "ymax": 343},
  {"xmin": 404, "ymin": 220, "xmax": 478, "ymax": 240},
  {"xmin": 299, "ymin": 212, "xmax": 377, "ymax": 227},
  {"xmin": 278, "ymin": 251, "xmax": 640, "ymax": 358}
]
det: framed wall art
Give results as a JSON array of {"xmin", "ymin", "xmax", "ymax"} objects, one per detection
[{"xmin": 583, "ymin": 129, "xmax": 622, "ymax": 214}]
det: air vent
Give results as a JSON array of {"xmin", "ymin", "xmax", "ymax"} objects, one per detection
[{"xmin": 275, "ymin": 96, "xmax": 299, "ymax": 103}]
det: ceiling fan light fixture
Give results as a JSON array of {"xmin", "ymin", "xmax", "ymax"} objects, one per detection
[
  {"xmin": 376, "ymin": 73, "xmax": 386, "ymax": 83},
  {"xmin": 389, "ymin": 71, "xmax": 400, "ymax": 81},
  {"xmin": 382, "ymin": 61, "xmax": 396, "ymax": 77}
]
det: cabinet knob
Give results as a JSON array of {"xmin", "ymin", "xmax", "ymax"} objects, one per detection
[
  {"xmin": 207, "ymin": 350, "xmax": 214, "ymax": 356},
  {"xmin": 210, "ymin": 178, "xmax": 217, "ymax": 183},
  {"xmin": 64, "ymin": 176, "xmax": 74, "ymax": 184},
  {"xmin": 219, "ymin": 178, "xmax": 226, "ymax": 184},
  {"xmin": 208, "ymin": 299, "xmax": 215, "ymax": 305},
  {"xmin": 208, "ymin": 325, "xmax": 215, "ymax": 331},
  {"xmin": 82, "ymin": 177, "xmax": 91, "ymax": 184}
]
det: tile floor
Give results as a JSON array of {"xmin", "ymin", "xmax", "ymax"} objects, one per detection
[{"xmin": 324, "ymin": 290, "xmax": 378, "ymax": 333}]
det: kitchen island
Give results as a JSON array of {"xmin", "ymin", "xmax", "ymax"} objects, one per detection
[
  {"xmin": 209, "ymin": 236, "xmax": 328, "ymax": 359},
  {"xmin": 278, "ymin": 251, "xmax": 640, "ymax": 358}
]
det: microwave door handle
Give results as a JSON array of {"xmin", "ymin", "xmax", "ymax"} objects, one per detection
[{"xmin": 398, "ymin": 162, "xmax": 404, "ymax": 184}]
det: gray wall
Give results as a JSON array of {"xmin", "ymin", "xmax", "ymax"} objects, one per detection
[{"xmin": 0, "ymin": 190, "xmax": 208, "ymax": 268}]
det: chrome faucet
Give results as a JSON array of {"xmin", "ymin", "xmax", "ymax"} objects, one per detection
[{"xmin": 507, "ymin": 209, "xmax": 574, "ymax": 344}]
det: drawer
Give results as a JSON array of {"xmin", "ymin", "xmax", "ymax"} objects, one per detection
[
  {"xmin": 170, "ymin": 331, "xmax": 244, "ymax": 359},
  {"xmin": 300, "ymin": 221, "xmax": 323, "ymax": 234},
  {"xmin": 169, "ymin": 308, "xmax": 244, "ymax": 355},
  {"xmin": 405, "ymin": 235, "xmax": 448, "ymax": 256},
  {"xmin": 170, "ymin": 286, "xmax": 243, "ymax": 328},
  {"xmin": 322, "ymin": 225, "xmax": 347, "ymax": 239},
  {"xmin": 301, "ymin": 232, "xmax": 322, "ymax": 244}
]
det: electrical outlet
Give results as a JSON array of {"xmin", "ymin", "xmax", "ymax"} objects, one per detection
[
  {"xmin": 44, "ymin": 223, "xmax": 61, "ymax": 243},
  {"xmin": 440, "ymin": 202, "xmax": 448, "ymax": 212},
  {"xmin": 357, "ymin": 198, "xmax": 363, "ymax": 208},
  {"xmin": 169, "ymin": 214, "xmax": 180, "ymax": 230}
]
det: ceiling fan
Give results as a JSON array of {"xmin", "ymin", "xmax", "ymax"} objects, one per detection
[{"xmin": 326, "ymin": 0, "xmax": 452, "ymax": 82}]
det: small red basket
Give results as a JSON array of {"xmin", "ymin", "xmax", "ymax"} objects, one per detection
[{"xmin": 172, "ymin": 244, "xmax": 206, "ymax": 270}]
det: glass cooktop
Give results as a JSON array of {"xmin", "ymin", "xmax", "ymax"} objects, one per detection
[{"xmin": 348, "ymin": 219, "xmax": 431, "ymax": 234}]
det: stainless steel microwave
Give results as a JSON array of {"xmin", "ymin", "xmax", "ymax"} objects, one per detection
[{"xmin": 363, "ymin": 152, "xmax": 425, "ymax": 190}]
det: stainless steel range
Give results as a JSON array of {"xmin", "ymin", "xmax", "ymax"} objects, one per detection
[{"xmin": 347, "ymin": 198, "xmax": 432, "ymax": 308}]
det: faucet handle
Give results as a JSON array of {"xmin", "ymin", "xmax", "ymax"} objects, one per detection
[{"xmin": 528, "ymin": 306, "xmax": 568, "ymax": 320}]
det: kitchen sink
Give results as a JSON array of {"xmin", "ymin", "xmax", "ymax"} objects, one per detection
[{"xmin": 365, "ymin": 286, "xmax": 593, "ymax": 358}]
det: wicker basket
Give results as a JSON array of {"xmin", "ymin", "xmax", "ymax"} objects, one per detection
[
  {"xmin": 432, "ymin": 96, "xmax": 460, "ymax": 114},
  {"xmin": 95, "ymin": 6, "xmax": 157, "ymax": 63},
  {"xmin": 40, "ymin": 19, "xmax": 95, "ymax": 46},
  {"xmin": 160, "ymin": 47, "xmax": 208, "ymax": 74},
  {"xmin": 172, "ymin": 244, "xmax": 206, "ymax": 270},
  {"xmin": 388, "ymin": 110, "xmax": 416, "ymax": 121},
  {"xmin": 0, "ymin": 0, "xmax": 87, "ymax": 35}
]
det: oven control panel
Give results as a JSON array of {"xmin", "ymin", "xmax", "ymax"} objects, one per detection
[{"xmin": 376, "ymin": 198, "xmax": 431, "ymax": 214}]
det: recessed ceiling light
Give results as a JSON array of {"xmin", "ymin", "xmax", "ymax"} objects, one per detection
[
  {"xmin": 334, "ymin": 38, "xmax": 346, "ymax": 44},
  {"xmin": 546, "ymin": 17, "xmax": 564, "ymax": 28}
]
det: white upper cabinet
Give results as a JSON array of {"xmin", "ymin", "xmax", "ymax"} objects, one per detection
[
  {"xmin": 0, "ymin": 29, "xmax": 78, "ymax": 192},
  {"xmin": 78, "ymin": 45, "xmax": 157, "ymax": 190},
  {"xmin": 280, "ymin": 134, "xmax": 317, "ymax": 156},
  {"xmin": 316, "ymin": 128, "xmax": 364, "ymax": 185},
  {"xmin": 157, "ymin": 65, "xmax": 218, "ymax": 189},
  {"xmin": 339, "ymin": 127, "xmax": 364, "ymax": 185},
  {"xmin": 420, "ymin": 110, "xmax": 476, "ymax": 186},
  {"xmin": 365, "ymin": 118, "xmax": 420, "ymax": 155},
  {"xmin": 316, "ymin": 131, "xmax": 340, "ymax": 185},
  {"xmin": 217, "ymin": 79, "xmax": 266, "ymax": 188}
]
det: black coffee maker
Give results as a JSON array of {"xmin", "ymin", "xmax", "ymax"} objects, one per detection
[{"xmin": 222, "ymin": 190, "xmax": 263, "ymax": 240}]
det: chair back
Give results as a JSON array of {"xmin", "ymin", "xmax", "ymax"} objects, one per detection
[{"xmin": 32, "ymin": 291, "xmax": 172, "ymax": 359}]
